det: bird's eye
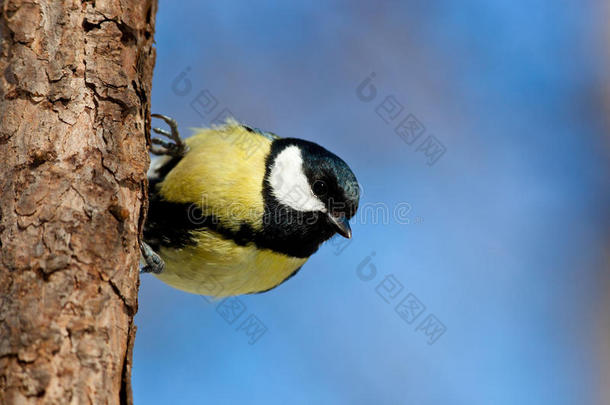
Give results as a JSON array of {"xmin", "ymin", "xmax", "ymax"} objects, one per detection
[{"xmin": 312, "ymin": 180, "xmax": 328, "ymax": 196}]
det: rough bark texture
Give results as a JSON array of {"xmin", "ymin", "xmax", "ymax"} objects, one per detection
[{"xmin": 0, "ymin": 1, "xmax": 157, "ymax": 404}]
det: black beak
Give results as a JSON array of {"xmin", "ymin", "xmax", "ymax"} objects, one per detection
[{"xmin": 328, "ymin": 213, "xmax": 352, "ymax": 239}]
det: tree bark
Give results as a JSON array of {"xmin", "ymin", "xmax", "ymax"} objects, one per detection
[{"xmin": 0, "ymin": 1, "xmax": 157, "ymax": 404}]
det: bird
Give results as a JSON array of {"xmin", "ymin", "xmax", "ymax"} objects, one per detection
[{"xmin": 140, "ymin": 114, "xmax": 360, "ymax": 297}]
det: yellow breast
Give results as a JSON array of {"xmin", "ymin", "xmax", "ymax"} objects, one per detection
[
  {"xmin": 159, "ymin": 121, "xmax": 272, "ymax": 232},
  {"xmin": 155, "ymin": 229, "xmax": 307, "ymax": 296}
]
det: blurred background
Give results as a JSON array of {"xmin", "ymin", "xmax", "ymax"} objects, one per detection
[{"xmin": 134, "ymin": 1, "xmax": 610, "ymax": 404}]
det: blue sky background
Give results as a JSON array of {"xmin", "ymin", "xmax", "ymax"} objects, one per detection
[{"xmin": 133, "ymin": 1, "xmax": 610, "ymax": 404}]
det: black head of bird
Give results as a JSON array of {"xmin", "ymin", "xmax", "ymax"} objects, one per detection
[{"xmin": 260, "ymin": 138, "xmax": 360, "ymax": 258}]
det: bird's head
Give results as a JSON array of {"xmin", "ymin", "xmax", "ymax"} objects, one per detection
[{"xmin": 264, "ymin": 138, "xmax": 359, "ymax": 248}]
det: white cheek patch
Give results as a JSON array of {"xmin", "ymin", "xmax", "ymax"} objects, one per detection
[{"xmin": 268, "ymin": 146, "xmax": 326, "ymax": 212}]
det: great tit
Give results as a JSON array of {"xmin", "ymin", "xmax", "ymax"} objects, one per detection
[{"xmin": 140, "ymin": 114, "xmax": 359, "ymax": 297}]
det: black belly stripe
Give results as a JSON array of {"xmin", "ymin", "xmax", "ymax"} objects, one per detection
[
  {"xmin": 144, "ymin": 195, "xmax": 255, "ymax": 249},
  {"xmin": 143, "ymin": 192, "xmax": 328, "ymax": 259}
]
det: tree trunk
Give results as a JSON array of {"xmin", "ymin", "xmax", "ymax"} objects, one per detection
[{"xmin": 0, "ymin": 1, "xmax": 157, "ymax": 404}]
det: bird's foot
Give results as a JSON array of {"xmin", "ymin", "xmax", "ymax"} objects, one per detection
[
  {"xmin": 150, "ymin": 113, "xmax": 187, "ymax": 157},
  {"xmin": 139, "ymin": 241, "xmax": 165, "ymax": 274}
]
